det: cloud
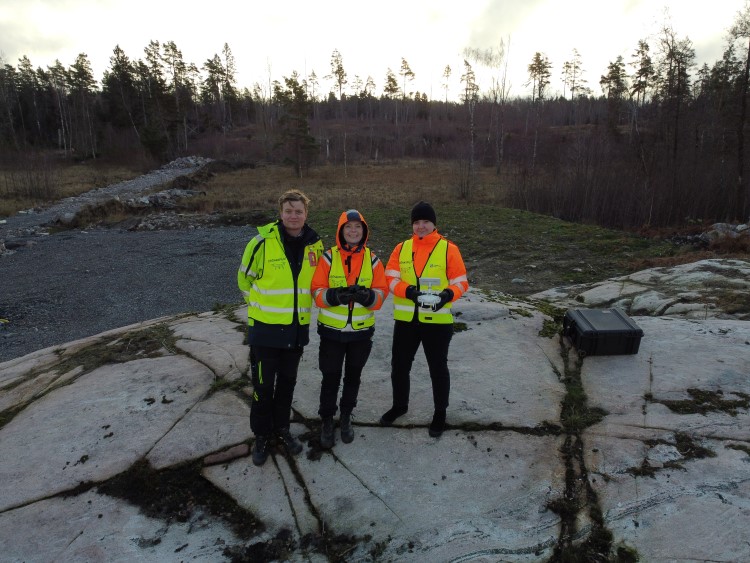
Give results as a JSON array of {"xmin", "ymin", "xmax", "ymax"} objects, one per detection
[{"xmin": 467, "ymin": 0, "xmax": 545, "ymax": 48}]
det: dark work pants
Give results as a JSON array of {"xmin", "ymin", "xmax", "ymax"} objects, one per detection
[
  {"xmin": 249, "ymin": 345, "xmax": 303, "ymax": 436},
  {"xmin": 318, "ymin": 337, "xmax": 373, "ymax": 418},
  {"xmin": 390, "ymin": 320, "xmax": 453, "ymax": 411}
]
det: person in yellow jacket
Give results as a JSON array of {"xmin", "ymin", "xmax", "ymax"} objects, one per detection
[
  {"xmin": 311, "ymin": 210, "xmax": 389, "ymax": 448},
  {"xmin": 237, "ymin": 189, "xmax": 323, "ymax": 466},
  {"xmin": 381, "ymin": 201, "xmax": 469, "ymax": 437}
]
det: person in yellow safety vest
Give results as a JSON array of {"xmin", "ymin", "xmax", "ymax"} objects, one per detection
[
  {"xmin": 237, "ymin": 189, "xmax": 324, "ymax": 467},
  {"xmin": 311, "ymin": 210, "xmax": 389, "ymax": 449},
  {"xmin": 381, "ymin": 201, "xmax": 469, "ymax": 438}
]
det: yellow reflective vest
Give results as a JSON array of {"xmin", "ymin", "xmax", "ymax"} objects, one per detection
[
  {"xmin": 393, "ymin": 238, "xmax": 453, "ymax": 324},
  {"xmin": 318, "ymin": 247, "xmax": 375, "ymax": 331},
  {"xmin": 238, "ymin": 222, "xmax": 323, "ymax": 326}
]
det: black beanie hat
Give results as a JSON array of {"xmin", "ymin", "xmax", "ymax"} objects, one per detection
[{"xmin": 411, "ymin": 201, "xmax": 437, "ymax": 224}]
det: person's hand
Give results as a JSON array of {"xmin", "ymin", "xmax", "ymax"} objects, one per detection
[
  {"xmin": 432, "ymin": 288, "xmax": 454, "ymax": 311},
  {"xmin": 351, "ymin": 285, "xmax": 375, "ymax": 306},
  {"xmin": 405, "ymin": 285, "xmax": 422, "ymax": 303},
  {"xmin": 326, "ymin": 286, "xmax": 354, "ymax": 306}
]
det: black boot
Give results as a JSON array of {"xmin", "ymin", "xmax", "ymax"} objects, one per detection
[
  {"xmin": 252, "ymin": 435, "xmax": 268, "ymax": 466},
  {"xmin": 320, "ymin": 417, "xmax": 335, "ymax": 449},
  {"xmin": 340, "ymin": 411, "xmax": 354, "ymax": 444},
  {"xmin": 379, "ymin": 405, "xmax": 408, "ymax": 426},
  {"xmin": 278, "ymin": 428, "xmax": 303, "ymax": 455},
  {"xmin": 429, "ymin": 409, "xmax": 446, "ymax": 438}
]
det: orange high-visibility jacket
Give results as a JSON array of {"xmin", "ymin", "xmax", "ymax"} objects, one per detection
[
  {"xmin": 312, "ymin": 210, "xmax": 389, "ymax": 314},
  {"xmin": 385, "ymin": 229, "xmax": 469, "ymax": 302}
]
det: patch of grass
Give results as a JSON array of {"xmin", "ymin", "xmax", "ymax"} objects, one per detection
[
  {"xmin": 54, "ymin": 324, "xmax": 177, "ymax": 376},
  {"xmin": 628, "ymin": 433, "xmax": 716, "ymax": 478},
  {"xmin": 673, "ymin": 432, "xmax": 716, "ymax": 460},
  {"xmin": 539, "ymin": 318, "xmax": 562, "ymax": 338},
  {"xmin": 98, "ymin": 460, "xmax": 262, "ymax": 541},
  {"xmin": 453, "ymin": 321, "xmax": 469, "ymax": 332},
  {"xmin": 208, "ymin": 377, "xmax": 248, "ymax": 395},
  {"xmin": 627, "ymin": 460, "xmax": 659, "ymax": 478},
  {"xmin": 212, "ymin": 302, "xmax": 245, "ymax": 327},
  {"xmin": 0, "ymin": 405, "xmax": 24, "ymax": 431},
  {"xmin": 710, "ymin": 288, "xmax": 750, "ymax": 318},
  {"xmin": 510, "ymin": 307, "xmax": 533, "ymax": 317},
  {"xmin": 648, "ymin": 388, "xmax": 750, "ymax": 416},
  {"xmin": 559, "ymin": 365, "xmax": 608, "ymax": 433}
]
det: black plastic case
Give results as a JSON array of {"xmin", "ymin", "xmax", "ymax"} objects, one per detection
[{"xmin": 563, "ymin": 308, "xmax": 644, "ymax": 356}]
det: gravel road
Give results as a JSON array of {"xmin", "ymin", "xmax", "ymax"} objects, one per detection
[
  {"xmin": 0, "ymin": 225, "xmax": 254, "ymax": 363},
  {"xmin": 0, "ymin": 158, "xmax": 256, "ymax": 363}
]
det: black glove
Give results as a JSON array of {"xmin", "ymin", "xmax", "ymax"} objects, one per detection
[
  {"xmin": 405, "ymin": 285, "xmax": 422, "ymax": 304},
  {"xmin": 326, "ymin": 286, "xmax": 353, "ymax": 306},
  {"xmin": 433, "ymin": 288, "xmax": 454, "ymax": 311},
  {"xmin": 351, "ymin": 285, "xmax": 376, "ymax": 307}
]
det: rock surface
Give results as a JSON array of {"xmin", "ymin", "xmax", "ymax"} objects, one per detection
[
  {"xmin": 1, "ymin": 262, "xmax": 749, "ymax": 561},
  {"xmin": 532, "ymin": 258, "xmax": 750, "ymax": 320}
]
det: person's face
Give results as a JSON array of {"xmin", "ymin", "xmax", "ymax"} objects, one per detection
[
  {"xmin": 281, "ymin": 200, "xmax": 307, "ymax": 236},
  {"xmin": 412, "ymin": 219, "xmax": 435, "ymax": 238},
  {"xmin": 343, "ymin": 221, "xmax": 364, "ymax": 245}
]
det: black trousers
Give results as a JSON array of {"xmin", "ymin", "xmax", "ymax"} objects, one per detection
[
  {"xmin": 249, "ymin": 345, "xmax": 303, "ymax": 436},
  {"xmin": 318, "ymin": 337, "xmax": 373, "ymax": 418},
  {"xmin": 390, "ymin": 320, "xmax": 453, "ymax": 410}
]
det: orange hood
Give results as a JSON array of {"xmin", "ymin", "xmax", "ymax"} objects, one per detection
[{"xmin": 336, "ymin": 209, "xmax": 369, "ymax": 253}]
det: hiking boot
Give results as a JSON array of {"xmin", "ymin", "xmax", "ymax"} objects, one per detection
[
  {"xmin": 252, "ymin": 435, "xmax": 268, "ymax": 466},
  {"xmin": 379, "ymin": 406, "xmax": 408, "ymax": 426},
  {"xmin": 278, "ymin": 428, "xmax": 303, "ymax": 455},
  {"xmin": 320, "ymin": 417, "xmax": 335, "ymax": 449},
  {"xmin": 340, "ymin": 412, "xmax": 354, "ymax": 444},
  {"xmin": 429, "ymin": 409, "xmax": 446, "ymax": 438}
]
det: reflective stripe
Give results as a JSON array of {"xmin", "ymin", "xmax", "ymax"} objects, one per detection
[
  {"xmin": 239, "ymin": 265, "xmax": 258, "ymax": 278},
  {"xmin": 388, "ymin": 279, "xmax": 400, "ymax": 292},
  {"xmin": 241, "ymin": 290, "xmax": 251, "ymax": 298},
  {"xmin": 252, "ymin": 287, "xmax": 296, "ymax": 295},
  {"xmin": 385, "ymin": 268, "xmax": 401, "ymax": 278},
  {"xmin": 313, "ymin": 288, "xmax": 326, "ymax": 299},
  {"xmin": 450, "ymin": 274, "xmax": 468, "ymax": 284},
  {"xmin": 322, "ymin": 310, "xmax": 372, "ymax": 323},
  {"xmin": 249, "ymin": 302, "xmax": 296, "ymax": 314}
]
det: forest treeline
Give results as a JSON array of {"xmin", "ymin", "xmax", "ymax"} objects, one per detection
[{"xmin": 2, "ymin": 11, "xmax": 750, "ymax": 229}]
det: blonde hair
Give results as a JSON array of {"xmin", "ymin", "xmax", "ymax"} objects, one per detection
[{"xmin": 278, "ymin": 189, "xmax": 310, "ymax": 214}]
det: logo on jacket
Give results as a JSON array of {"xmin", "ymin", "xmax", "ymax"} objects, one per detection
[{"xmin": 308, "ymin": 251, "xmax": 318, "ymax": 267}]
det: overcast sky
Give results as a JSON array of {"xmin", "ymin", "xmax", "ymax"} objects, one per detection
[{"xmin": 0, "ymin": 0, "xmax": 746, "ymax": 100}]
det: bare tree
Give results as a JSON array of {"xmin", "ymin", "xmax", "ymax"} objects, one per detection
[
  {"xmin": 729, "ymin": 0, "xmax": 750, "ymax": 220},
  {"xmin": 464, "ymin": 39, "xmax": 511, "ymax": 175},
  {"xmin": 459, "ymin": 59, "xmax": 479, "ymax": 198}
]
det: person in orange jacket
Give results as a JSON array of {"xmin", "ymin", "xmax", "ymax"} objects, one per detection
[
  {"xmin": 312, "ymin": 209, "xmax": 389, "ymax": 448},
  {"xmin": 381, "ymin": 201, "xmax": 469, "ymax": 437}
]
